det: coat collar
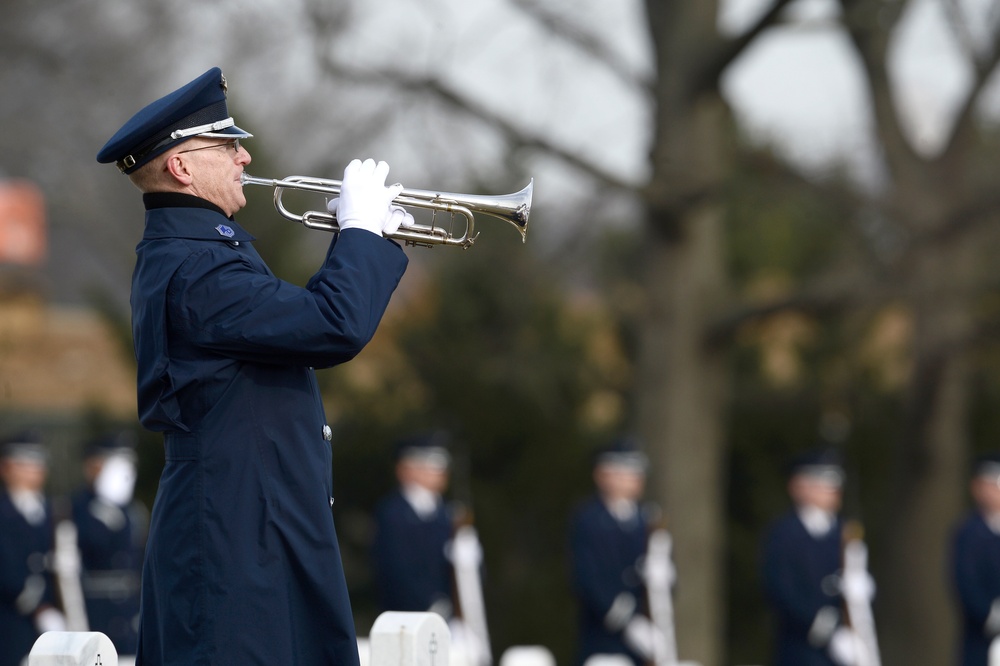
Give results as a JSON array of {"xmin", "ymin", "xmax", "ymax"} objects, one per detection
[{"xmin": 141, "ymin": 192, "xmax": 256, "ymax": 242}]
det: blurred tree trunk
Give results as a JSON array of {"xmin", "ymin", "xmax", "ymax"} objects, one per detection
[
  {"xmin": 840, "ymin": 1, "xmax": 1000, "ymax": 660},
  {"xmin": 636, "ymin": 3, "xmax": 735, "ymax": 664}
]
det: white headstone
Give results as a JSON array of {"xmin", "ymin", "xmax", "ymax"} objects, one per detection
[
  {"xmin": 582, "ymin": 655, "xmax": 633, "ymax": 666},
  {"xmin": 498, "ymin": 646, "xmax": 556, "ymax": 666},
  {"xmin": 370, "ymin": 611, "xmax": 450, "ymax": 666},
  {"xmin": 28, "ymin": 631, "xmax": 117, "ymax": 666}
]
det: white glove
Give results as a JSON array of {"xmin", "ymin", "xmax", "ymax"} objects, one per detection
[
  {"xmin": 326, "ymin": 159, "xmax": 403, "ymax": 236},
  {"xmin": 828, "ymin": 627, "xmax": 861, "ymax": 666},
  {"xmin": 841, "ymin": 569, "xmax": 876, "ymax": 603},
  {"xmin": 384, "ymin": 204, "xmax": 414, "ymax": 237},
  {"xmin": 34, "ymin": 607, "xmax": 67, "ymax": 633},
  {"xmin": 94, "ymin": 454, "xmax": 137, "ymax": 506},
  {"xmin": 622, "ymin": 615, "xmax": 666, "ymax": 661}
]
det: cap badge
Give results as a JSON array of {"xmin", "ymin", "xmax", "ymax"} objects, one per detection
[
  {"xmin": 215, "ymin": 224, "xmax": 235, "ymax": 238},
  {"xmin": 220, "ymin": 73, "xmax": 228, "ymax": 96}
]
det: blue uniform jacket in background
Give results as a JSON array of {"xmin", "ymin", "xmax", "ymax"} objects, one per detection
[
  {"xmin": 761, "ymin": 510, "xmax": 843, "ymax": 666},
  {"xmin": 71, "ymin": 487, "xmax": 145, "ymax": 655},
  {"xmin": 371, "ymin": 489, "xmax": 454, "ymax": 614},
  {"xmin": 130, "ymin": 194, "xmax": 408, "ymax": 666},
  {"xmin": 569, "ymin": 495, "xmax": 648, "ymax": 666},
  {"xmin": 0, "ymin": 490, "xmax": 57, "ymax": 666},
  {"xmin": 951, "ymin": 511, "xmax": 1000, "ymax": 666}
]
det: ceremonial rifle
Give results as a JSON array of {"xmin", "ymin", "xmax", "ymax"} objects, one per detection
[
  {"xmin": 52, "ymin": 519, "xmax": 89, "ymax": 631},
  {"xmin": 448, "ymin": 446, "xmax": 492, "ymax": 666},
  {"xmin": 841, "ymin": 520, "xmax": 881, "ymax": 666},
  {"xmin": 642, "ymin": 506, "xmax": 678, "ymax": 666}
]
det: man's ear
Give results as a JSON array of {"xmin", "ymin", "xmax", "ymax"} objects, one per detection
[{"xmin": 164, "ymin": 153, "xmax": 195, "ymax": 186}]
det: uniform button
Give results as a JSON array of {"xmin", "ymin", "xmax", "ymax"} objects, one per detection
[{"xmin": 322, "ymin": 425, "xmax": 332, "ymax": 441}]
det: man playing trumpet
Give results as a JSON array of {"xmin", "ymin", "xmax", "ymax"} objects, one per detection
[{"xmin": 97, "ymin": 67, "xmax": 410, "ymax": 665}]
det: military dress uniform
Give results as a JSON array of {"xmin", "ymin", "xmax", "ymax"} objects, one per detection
[
  {"xmin": 0, "ymin": 490, "xmax": 57, "ymax": 666},
  {"xmin": 71, "ymin": 434, "xmax": 146, "ymax": 656},
  {"xmin": 0, "ymin": 437, "xmax": 60, "ymax": 666},
  {"xmin": 761, "ymin": 508, "xmax": 844, "ymax": 666},
  {"xmin": 97, "ymin": 68, "xmax": 408, "ymax": 666},
  {"xmin": 71, "ymin": 486, "xmax": 144, "ymax": 652},
  {"xmin": 569, "ymin": 493, "xmax": 650, "ymax": 666},
  {"xmin": 372, "ymin": 488, "xmax": 454, "ymax": 613},
  {"xmin": 372, "ymin": 433, "xmax": 455, "ymax": 615},
  {"xmin": 570, "ymin": 438, "xmax": 662, "ymax": 666},
  {"xmin": 952, "ymin": 510, "xmax": 1000, "ymax": 665},
  {"xmin": 761, "ymin": 450, "xmax": 849, "ymax": 666},
  {"xmin": 951, "ymin": 454, "xmax": 1000, "ymax": 666}
]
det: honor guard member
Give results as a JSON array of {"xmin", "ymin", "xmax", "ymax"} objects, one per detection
[
  {"xmin": 951, "ymin": 453, "xmax": 1000, "ymax": 666},
  {"xmin": 761, "ymin": 449, "xmax": 860, "ymax": 666},
  {"xmin": 569, "ymin": 436, "xmax": 666, "ymax": 666},
  {"xmin": 0, "ymin": 432, "xmax": 66, "ymax": 666},
  {"xmin": 372, "ymin": 432, "xmax": 455, "ymax": 617},
  {"xmin": 96, "ymin": 67, "xmax": 410, "ymax": 665},
  {"xmin": 71, "ymin": 431, "xmax": 146, "ymax": 655}
]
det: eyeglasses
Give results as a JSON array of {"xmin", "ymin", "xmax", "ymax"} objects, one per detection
[{"xmin": 176, "ymin": 138, "xmax": 241, "ymax": 156}]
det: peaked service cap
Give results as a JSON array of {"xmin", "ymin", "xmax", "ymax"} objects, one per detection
[
  {"xmin": 96, "ymin": 67, "xmax": 252, "ymax": 175},
  {"xmin": 593, "ymin": 434, "xmax": 648, "ymax": 473},
  {"xmin": 787, "ymin": 447, "xmax": 845, "ymax": 485},
  {"xmin": 394, "ymin": 431, "xmax": 452, "ymax": 468},
  {"xmin": 0, "ymin": 430, "xmax": 48, "ymax": 464}
]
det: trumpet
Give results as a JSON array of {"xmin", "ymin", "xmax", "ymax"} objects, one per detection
[{"xmin": 241, "ymin": 173, "xmax": 532, "ymax": 249}]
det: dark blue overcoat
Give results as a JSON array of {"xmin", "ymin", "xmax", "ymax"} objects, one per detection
[
  {"xmin": 130, "ymin": 194, "xmax": 407, "ymax": 666},
  {"xmin": 569, "ymin": 495, "xmax": 648, "ymax": 666},
  {"xmin": 71, "ymin": 487, "xmax": 145, "ymax": 655},
  {"xmin": 371, "ymin": 490, "xmax": 453, "ymax": 613},
  {"xmin": 0, "ymin": 489, "xmax": 57, "ymax": 666},
  {"xmin": 760, "ymin": 510, "xmax": 843, "ymax": 666},
  {"xmin": 951, "ymin": 511, "xmax": 1000, "ymax": 666}
]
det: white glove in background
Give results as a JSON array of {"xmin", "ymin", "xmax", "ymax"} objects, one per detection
[
  {"xmin": 34, "ymin": 607, "xmax": 67, "ymax": 633},
  {"xmin": 622, "ymin": 614, "xmax": 666, "ymax": 661},
  {"xmin": 841, "ymin": 568, "xmax": 877, "ymax": 603},
  {"xmin": 828, "ymin": 626, "xmax": 862, "ymax": 666},
  {"xmin": 326, "ymin": 159, "xmax": 403, "ymax": 236},
  {"xmin": 94, "ymin": 454, "xmax": 137, "ymax": 506}
]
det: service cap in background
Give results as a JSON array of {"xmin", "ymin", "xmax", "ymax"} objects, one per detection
[
  {"xmin": 972, "ymin": 452, "xmax": 1000, "ymax": 481},
  {"xmin": 83, "ymin": 430, "xmax": 138, "ymax": 462},
  {"xmin": 593, "ymin": 434, "xmax": 648, "ymax": 474},
  {"xmin": 0, "ymin": 430, "xmax": 48, "ymax": 464},
  {"xmin": 788, "ymin": 448, "xmax": 845, "ymax": 486},
  {"xmin": 394, "ymin": 431, "xmax": 452, "ymax": 469}
]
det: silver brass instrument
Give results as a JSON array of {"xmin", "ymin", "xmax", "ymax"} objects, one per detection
[{"xmin": 241, "ymin": 173, "xmax": 532, "ymax": 249}]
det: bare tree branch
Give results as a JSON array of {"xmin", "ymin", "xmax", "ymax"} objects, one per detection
[
  {"xmin": 312, "ymin": 59, "xmax": 639, "ymax": 193},
  {"xmin": 839, "ymin": 0, "xmax": 920, "ymax": 185},
  {"xmin": 939, "ymin": 16, "xmax": 1000, "ymax": 165},
  {"xmin": 699, "ymin": 0, "xmax": 799, "ymax": 91},
  {"xmin": 506, "ymin": 0, "xmax": 653, "ymax": 95},
  {"xmin": 296, "ymin": 0, "xmax": 641, "ymax": 193}
]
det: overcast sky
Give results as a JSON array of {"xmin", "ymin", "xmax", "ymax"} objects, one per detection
[{"xmin": 719, "ymin": 0, "xmax": 1000, "ymax": 178}]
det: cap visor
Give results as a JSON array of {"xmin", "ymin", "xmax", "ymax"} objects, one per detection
[{"xmin": 201, "ymin": 124, "xmax": 253, "ymax": 139}]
